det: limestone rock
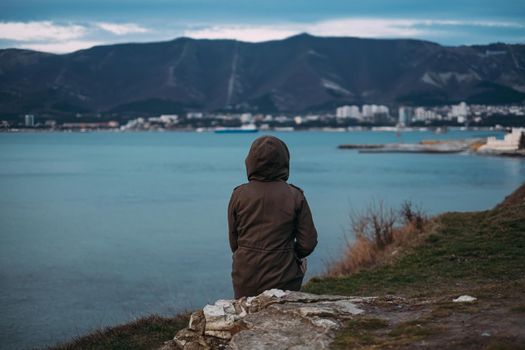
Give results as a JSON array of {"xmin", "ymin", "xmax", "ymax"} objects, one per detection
[
  {"xmin": 189, "ymin": 310, "xmax": 206, "ymax": 334},
  {"xmin": 169, "ymin": 289, "xmax": 375, "ymax": 350},
  {"xmin": 453, "ymin": 295, "xmax": 477, "ymax": 303}
]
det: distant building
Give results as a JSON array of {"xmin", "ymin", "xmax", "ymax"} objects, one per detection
[
  {"xmin": 413, "ymin": 107, "xmax": 440, "ymax": 122},
  {"xmin": 450, "ymin": 102, "xmax": 469, "ymax": 123},
  {"xmin": 336, "ymin": 105, "xmax": 361, "ymax": 119},
  {"xmin": 361, "ymin": 104, "xmax": 389, "ymax": 121},
  {"xmin": 376, "ymin": 105, "xmax": 389, "ymax": 115},
  {"xmin": 24, "ymin": 114, "xmax": 35, "ymax": 127},
  {"xmin": 160, "ymin": 114, "xmax": 179, "ymax": 123},
  {"xmin": 398, "ymin": 107, "xmax": 413, "ymax": 127},
  {"xmin": 480, "ymin": 128, "xmax": 525, "ymax": 152},
  {"xmin": 187, "ymin": 112, "xmax": 203, "ymax": 119},
  {"xmin": 349, "ymin": 106, "xmax": 361, "ymax": 119},
  {"xmin": 361, "ymin": 105, "xmax": 374, "ymax": 119},
  {"xmin": 336, "ymin": 105, "xmax": 349, "ymax": 118},
  {"xmin": 240, "ymin": 113, "xmax": 253, "ymax": 123}
]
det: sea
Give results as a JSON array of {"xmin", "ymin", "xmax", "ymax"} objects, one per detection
[{"xmin": 1, "ymin": 130, "xmax": 524, "ymax": 349}]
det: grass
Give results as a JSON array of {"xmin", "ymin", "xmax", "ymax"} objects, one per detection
[
  {"xmin": 326, "ymin": 200, "xmax": 430, "ymax": 277},
  {"xmin": 331, "ymin": 318, "xmax": 444, "ymax": 349},
  {"xmin": 304, "ymin": 203, "xmax": 525, "ymax": 297},
  {"xmin": 330, "ymin": 318, "xmax": 389, "ymax": 349},
  {"xmin": 304, "ymin": 183, "xmax": 525, "ymax": 349},
  {"xmin": 48, "ymin": 314, "xmax": 190, "ymax": 350}
]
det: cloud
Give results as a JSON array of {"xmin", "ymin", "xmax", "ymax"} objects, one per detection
[
  {"xmin": 0, "ymin": 21, "xmax": 86, "ymax": 41},
  {"xmin": 1, "ymin": 18, "xmax": 523, "ymax": 53},
  {"xmin": 183, "ymin": 26, "xmax": 298, "ymax": 42},
  {"xmin": 418, "ymin": 19, "xmax": 524, "ymax": 28},
  {"xmin": 183, "ymin": 17, "xmax": 525, "ymax": 42},
  {"xmin": 309, "ymin": 18, "xmax": 426, "ymax": 38},
  {"xmin": 19, "ymin": 40, "xmax": 103, "ymax": 54},
  {"xmin": 0, "ymin": 20, "xmax": 150, "ymax": 53},
  {"xmin": 96, "ymin": 22, "xmax": 149, "ymax": 35},
  {"xmin": 183, "ymin": 19, "xmax": 427, "ymax": 41}
]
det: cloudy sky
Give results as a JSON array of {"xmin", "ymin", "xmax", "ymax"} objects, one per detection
[{"xmin": 1, "ymin": 0, "xmax": 524, "ymax": 53}]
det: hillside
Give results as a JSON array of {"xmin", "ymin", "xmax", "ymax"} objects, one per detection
[
  {"xmin": 48, "ymin": 184, "xmax": 525, "ymax": 349},
  {"xmin": 304, "ymin": 183, "xmax": 525, "ymax": 349},
  {"xmin": 2, "ymin": 35, "xmax": 525, "ymax": 117}
]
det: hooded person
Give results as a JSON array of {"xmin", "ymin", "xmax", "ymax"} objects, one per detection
[{"xmin": 228, "ymin": 135, "xmax": 318, "ymax": 299}]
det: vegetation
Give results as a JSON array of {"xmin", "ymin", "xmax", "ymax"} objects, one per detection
[
  {"xmin": 306, "ymin": 198, "xmax": 525, "ymax": 296},
  {"xmin": 325, "ymin": 200, "xmax": 430, "ymax": 277},
  {"xmin": 304, "ymin": 183, "xmax": 525, "ymax": 349},
  {"xmin": 48, "ymin": 314, "xmax": 189, "ymax": 350}
]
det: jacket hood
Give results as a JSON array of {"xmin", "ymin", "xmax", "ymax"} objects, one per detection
[{"xmin": 245, "ymin": 136, "xmax": 290, "ymax": 181}]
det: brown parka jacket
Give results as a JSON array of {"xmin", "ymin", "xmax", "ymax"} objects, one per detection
[{"xmin": 228, "ymin": 136, "xmax": 318, "ymax": 299}]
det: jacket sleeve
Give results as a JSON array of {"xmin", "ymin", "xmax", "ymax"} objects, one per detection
[
  {"xmin": 294, "ymin": 193, "xmax": 318, "ymax": 258},
  {"xmin": 228, "ymin": 190, "xmax": 239, "ymax": 253}
]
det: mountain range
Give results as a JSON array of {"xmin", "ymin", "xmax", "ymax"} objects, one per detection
[{"xmin": 1, "ymin": 33, "xmax": 524, "ymax": 117}]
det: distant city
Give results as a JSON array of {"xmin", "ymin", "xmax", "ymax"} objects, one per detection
[{"xmin": 2, "ymin": 102, "xmax": 525, "ymax": 132}]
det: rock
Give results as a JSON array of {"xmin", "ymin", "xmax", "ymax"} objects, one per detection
[
  {"xmin": 189, "ymin": 310, "xmax": 206, "ymax": 334},
  {"xmin": 204, "ymin": 330, "xmax": 232, "ymax": 340},
  {"xmin": 203, "ymin": 299, "xmax": 247, "ymax": 335},
  {"xmin": 159, "ymin": 340, "xmax": 179, "ymax": 350},
  {"xmin": 260, "ymin": 289, "xmax": 288, "ymax": 298},
  {"xmin": 173, "ymin": 328, "xmax": 210, "ymax": 349},
  {"xmin": 452, "ymin": 295, "xmax": 477, "ymax": 303},
  {"xmin": 171, "ymin": 289, "xmax": 375, "ymax": 350}
]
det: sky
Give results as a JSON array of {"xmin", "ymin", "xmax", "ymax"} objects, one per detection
[{"xmin": 0, "ymin": 0, "xmax": 524, "ymax": 53}]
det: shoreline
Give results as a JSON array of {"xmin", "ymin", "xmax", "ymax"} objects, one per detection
[
  {"xmin": 0, "ymin": 126, "xmax": 511, "ymax": 134},
  {"xmin": 339, "ymin": 139, "xmax": 525, "ymax": 157}
]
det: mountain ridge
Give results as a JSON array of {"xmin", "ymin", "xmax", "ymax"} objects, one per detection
[{"xmin": 1, "ymin": 34, "xmax": 524, "ymax": 116}]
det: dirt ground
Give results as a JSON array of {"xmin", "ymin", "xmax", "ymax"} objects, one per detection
[{"xmin": 334, "ymin": 280, "xmax": 525, "ymax": 349}]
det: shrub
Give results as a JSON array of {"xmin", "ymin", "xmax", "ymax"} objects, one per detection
[{"xmin": 326, "ymin": 201, "xmax": 430, "ymax": 277}]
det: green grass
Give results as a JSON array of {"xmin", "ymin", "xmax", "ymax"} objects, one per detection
[
  {"xmin": 510, "ymin": 305, "xmax": 525, "ymax": 313},
  {"xmin": 304, "ymin": 198, "xmax": 525, "ymax": 350},
  {"xmin": 330, "ymin": 318, "xmax": 389, "ymax": 349},
  {"xmin": 304, "ymin": 203, "xmax": 525, "ymax": 297},
  {"xmin": 48, "ymin": 314, "xmax": 190, "ymax": 350}
]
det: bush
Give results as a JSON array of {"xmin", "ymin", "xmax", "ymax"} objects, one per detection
[{"xmin": 326, "ymin": 201, "xmax": 430, "ymax": 277}]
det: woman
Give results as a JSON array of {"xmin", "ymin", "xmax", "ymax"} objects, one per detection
[{"xmin": 228, "ymin": 135, "xmax": 318, "ymax": 298}]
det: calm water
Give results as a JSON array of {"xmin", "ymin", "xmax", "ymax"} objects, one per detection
[{"xmin": 1, "ymin": 130, "xmax": 524, "ymax": 349}]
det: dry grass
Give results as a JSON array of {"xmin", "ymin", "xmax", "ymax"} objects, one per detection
[
  {"xmin": 48, "ymin": 313, "xmax": 190, "ymax": 350},
  {"xmin": 326, "ymin": 200, "xmax": 432, "ymax": 277}
]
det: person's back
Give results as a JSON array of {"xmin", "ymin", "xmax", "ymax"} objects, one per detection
[{"xmin": 228, "ymin": 136, "xmax": 318, "ymax": 298}]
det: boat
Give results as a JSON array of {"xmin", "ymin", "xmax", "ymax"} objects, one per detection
[{"xmin": 214, "ymin": 124, "xmax": 258, "ymax": 134}]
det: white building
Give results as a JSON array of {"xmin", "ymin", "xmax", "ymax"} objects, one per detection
[
  {"xmin": 361, "ymin": 104, "xmax": 389, "ymax": 121},
  {"xmin": 336, "ymin": 105, "xmax": 351, "ymax": 118},
  {"xmin": 413, "ymin": 107, "xmax": 440, "ymax": 122},
  {"xmin": 376, "ymin": 105, "xmax": 390, "ymax": 115},
  {"xmin": 160, "ymin": 114, "xmax": 179, "ymax": 123},
  {"xmin": 349, "ymin": 105, "xmax": 361, "ymax": 119},
  {"xmin": 240, "ymin": 113, "xmax": 253, "ymax": 123},
  {"xmin": 480, "ymin": 128, "xmax": 525, "ymax": 152},
  {"xmin": 336, "ymin": 105, "xmax": 361, "ymax": 119},
  {"xmin": 362, "ymin": 105, "xmax": 374, "ymax": 119},
  {"xmin": 450, "ymin": 102, "xmax": 469, "ymax": 123}
]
